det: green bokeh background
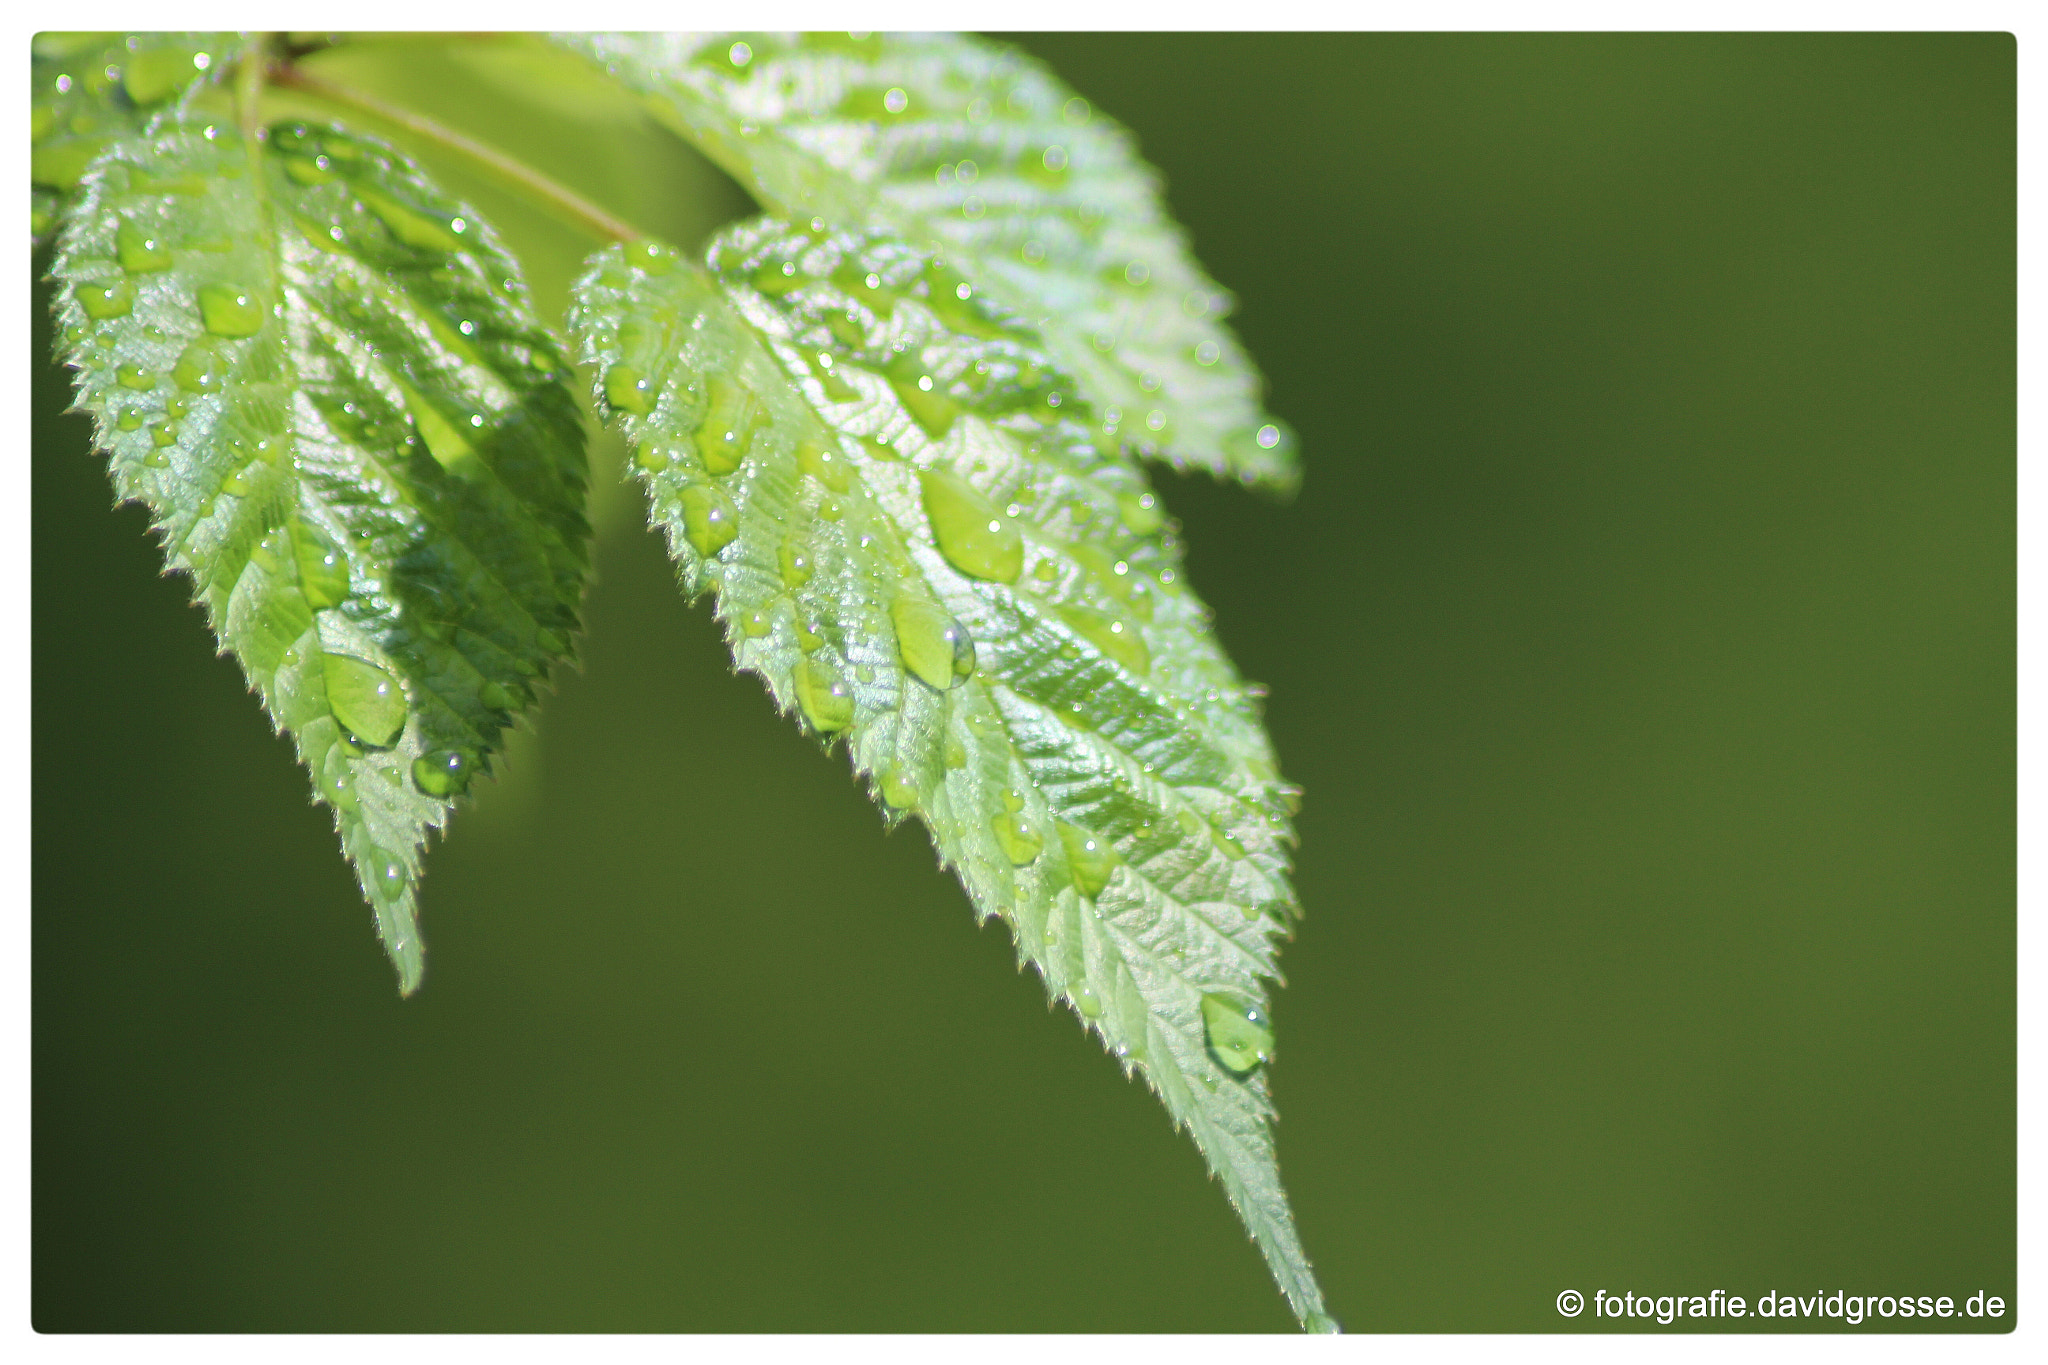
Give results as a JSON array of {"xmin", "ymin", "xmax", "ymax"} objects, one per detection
[{"xmin": 33, "ymin": 34, "xmax": 2013, "ymax": 1332}]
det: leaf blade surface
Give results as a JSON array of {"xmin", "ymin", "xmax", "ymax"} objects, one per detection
[
  {"xmin": 50, "ymin": 113, "xmax": 591, "ymax": 990},
  {"xmin": 569, "ymin": 219, "xmax": 1326, "ymax": 1325}
]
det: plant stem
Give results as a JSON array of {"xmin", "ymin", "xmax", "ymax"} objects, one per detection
[{"xmin": 272, "ymin": 64, "xmax": 641, "ymax": 244}]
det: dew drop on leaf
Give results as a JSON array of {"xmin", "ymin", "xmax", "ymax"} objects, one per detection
[
  {"xmin": 74, "ymin": 278, "xmax": 133, "ymax": 319},
  {"xmin": 694, "ymin": 374, "xmax": 762, "ymax": 474},
  {"xmin": 1201, "ymin": 994, "xmax": 1274, "ymax": 1076},
  {"xmin": 890, "ymin": 595, "xmax": 974, "ymax": 692},
  {"xmin": 1057, "ymin": 821, "xmax": 1119, "ymax": 897},
  {"xmin": 196, "ymin": 282, "xmax": 263, "ymax": 336},
  {"xmin": 919, "ymin": 468, "xmax": 1022, "ymax": 582},
  {"xmin": 678, "ymin": 482, "xmax": 738, "ymax": 556},
  {"xmin": 793, "ymin": 655, "xmax": 855, "ymax": 733},
  {"xmin": 604, "ymin": 362, "xmax": 653, "ymax": 415},
  {"xmin": 991, "ymin": 811, "xmax": 1044, "ymax": 866},
  {"xmin": 115, "ymin": 222, "xmax": 172, "ymax": 272},
  {"xmin": 410, "ymin": 749, "xmax": 474, "ymax": 797},
  {"xmin": 322, "ymin": 652, "xmax": 408, "ymax": 747}
]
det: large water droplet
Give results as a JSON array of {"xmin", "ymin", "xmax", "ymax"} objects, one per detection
[
  {"xmin": 604, "ymin": 362, "xmax": 653, "ymax": 415},
  {"xmin": 361, "ymin": 189, "xmax": 463, "ymax": 252},
  {"xmin": 74, "ymin": 278, "xmax": 132, "ymax": 319},
  {"xmin": 920, "ymin": 469, "xmax": 1022, "ymax": 583},
  {"xmin": 679, "ymin": 482, "xmax": 739, "ymax": 557},
  {"xmin": 694, "ymin": 375, "xmax": 762, "ymax": 475},
  {"xmin": 794, "ymin": 656, "xmax": 855, "ymax": 733},
  {"xmin": 116, "ymin": 222, "xmax": 172, "ymax": 272},
  {"xmin": 323, "ymin": 652, "xmax": 408, "ymax": 747},
  {"xmin": 991, "ymin": 811, "xmax": 1043, "ymax": 866},
  {"xmin": 890, "ymin": 595, "xmax": 975, "ymax": 692},
  {"xmin": 1057, "ymin": 822, "xmax": 1119, "ymax": 897},
  {"xmin": 1201, "ymin": 994, "xmax": 1274, "ymax": 1076},
  {"xmin": 411, "ymin": 748, "xmax": 474, "ymax": 797}
]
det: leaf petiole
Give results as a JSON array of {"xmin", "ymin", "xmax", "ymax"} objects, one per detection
[{"xmin": 271, "ymin": 61, "xmax": 642, "ymax": 245}]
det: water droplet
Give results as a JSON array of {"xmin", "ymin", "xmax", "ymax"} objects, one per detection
[
  {"xmin": 887, "ymin": 359, "xmax": 960, "ymax": 438},
  {"xmin": 1055, "ymin": 602, "xmax": 1150, "ymax": 675},
  {"xmin": 796, "ymin": 437, "xmax": 851, "ymax": 491},
  {"xmin": 794, "ymin": 656, "xmax": 855, "ymax": 733},
  {"xmin": 115, "ymin": 408, "xmax": 143, "ymax": 431},
  {"xmin": 1074, "ymin": 984, "xmax": 1104, "ymax": 1019},
  {"xmin": 795, "ymin": 617, "xmax": 824, "ymax": 653},
  {"xmin": 625, "ymin": 238, "xmax": 675, "ymax": 275},
  {"xmin": 1057, "ymin": 822, "xmax": 1119, "ymax": 898},
  {"xmin": 221, "ymin": 462, "xmax": 258, "ymax": 495},
  {"xmin": 365, "ymin": 847, "xmax": 406, "ymax": 899},
  {"xmin": 880, "ymin": 766, "xmax": 919, "ymax": 809},
  {"xmin": 411, "ymin": 748, "xmax": 474, "ymax": 797},
  {"xmin": 322, "ymin": 652, "xmax": 408, "ymax": 747},
  {"xmin": 359, "ymin": 189, "xmax": 463, "ymax": 252},
  {"xmin": 1201, "ymin": 994, "xmax": 1274, "ymax": 1076},
  {"xmin": 944, "ymin": 735, "xmax": 967, "ymax": 769},
  {"xmin": 604, "ymin": 362, "xmax": 653, "ymax": 415},
  {"xmin": 1214, "ymin": 828, "xmax": 1247, "ymax": 861},
  {"xmin": 142, "ymin": 446, "xmax": 170, "ymax": 467},
  {"xmin": 283, "ymin": 154, "xmax": 336, "ymax": 186},
  {"xmin": 740, "ymin": 608, "xmax": 771, "ymax": 638},
  {"xmin": 920, "ymin": 469, "xmax": 1022, "ymax": 583},
  {"xmin": 634, "ymin": 441, "xmax": 670, "ymax": 473},
  {"xmin": 891, "ymin": 596, "xmax": 975, "ymax": 692},
  {"xmin": 116, "ymin": 363, "xmax": 156, "ymax": 391},
  {"xmin": 728, "ymin": 40, "xmax": 752, "ymax": 67},
  {"xmin": 197, "ymin": 282, "xmax": 264, "ymax": 336},
  {"xmin": 991, "ymin": 812, "xmax": 1043, "ymax": 866},
  {"xmin": 883, "ymin": 86, "xmax": 908, "ymax": 114},
  {"xmin": 172, "ymin": 337, "xmax": 226, "ymax": 392},
  {"xmin": 694, "ymin": 374, "xmax": 762, "ymax": 474},
  {"xmin": 150, "ymin": 422, "xmax": 178, "ymax": 448},
  {"xmin": 73, "ymin": 278, "xmax": 132, "ymax": 319},
  {"xmin": 115, "ymin": 222, "xmax": 172, "ymax": 272},
  {"xmin": 1256, "ymin": 423, "xmax": 1281, "ymax": 449},
  {"xmin": 1041, "ymin": 144, "xmax": 1069, "ymax": 174},
  {"xmin": 678, "ymin": 482, "xmax": 739, "ymax": 557}
]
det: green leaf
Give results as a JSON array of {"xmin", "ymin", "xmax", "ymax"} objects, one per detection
[
  {"xmin": 31, "ymin": 32, "xmax": 243, "ymax": 244},
  {"xmin": 555, "ymin": 31, "xmax": 1301, "ymax": 492},
  {"xmin": 50, "ymin": 113, "xmax": 591, "ymax": 992},
  {"xmin": 568, "ymin": 220, "xmax": 1329, "ymax": 1328}
]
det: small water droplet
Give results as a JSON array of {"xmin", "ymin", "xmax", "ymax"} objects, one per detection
[
  {"xmin": 116, "ymin": 362, "xmax": 156, "ymax": 391},
  {"xmin": 1057, "ymin": 822, "xmax": 1119, "ymax": 898},
  {"xmin": 778, "ymin": 539, "xmax": 814, "ymax": 589},
  {"xmin": 678, "ymin": 482, "xmax": 739, "ymax": 557},
  {"xmin": 172, "ymin": 337, "xmax": 226, "ymax": 392},
  {"xmin": 891, "ymin": 596, "xmax": 975, "ymax": 692},
  {"xmin": 795, "ymin": 617, "xmax": 824, "ymax": 653},
  {"xmin": 1255, "ymin": 423, "xmax": 1281, "ymax": 450},
  {"xmin": 73, "ymin": 278, "xmax": 133, "ymax": 319},
  {"xmin": 728, "ymin": 40, "xmax": 752, "ymax": 67},
  {"xmin": 920, "ymin": 469, "xmax": 1022, "ymax": 583},
  {"xmin": 880, "ymin": 766, "xmax": 919, "ymax": 810},
  {"xmin": 818, "ymin": 497, "xmax": 843, "ymax": 522},
  {"xmin": 793, "ymin": 655, "xmax": 855, "ymax": 733},
  {"xmin": 991, "ymin": 811, "xmax": 1043, "ymax": 866},
  {"xmin": 322, "ymin": 652, "xmax": 408, "ymax": 747},
  {"xmin": 115, "ymin": 222, "xmax": 172, "ymax": 272},
  {"xmin": 883, "ymin": 87, "xmax": 908, "ymax": 114},
  {"xmin": 115, "ymin": 408, "xmax": 144, "ymax": 431},
  {"xmin": 150, "ymin": 422, "xmax": 178, "ymax": 448},
  {"xmin": 292, "ymin": 527, "xmax": 348, "ymax": 605},
  {"xmin": 625, "ymin": 239, "xmax": 675, "ymax": 275},
  {"xmin": 634, "ymin": 441, "xmax": 670, "ymax": 473},
  {"xmin": 1074, "ymin": 984, "xmax": 1103, "ymax": 1019},
  {"xmin": 604, "ymin": 362, "xmax": 653, "ymax": 416},
  {"xmin": 411, "ymin": 748, "xmax": 474, "ymax": 797},
  {"xmin": 197, "ymin": 282, "xmax": 264, "ymax": 336},
  {"xmin": 796, "ymin": 437, "xmax": 851, "ymax": 491},
  {"xmin": 740, "ymin": 608, "xmax": 771, "ymax": 638},
  {"xmin": 695, "ymin": 374, "xmax": 762, "ymax": 474},
  {"xmin": 1201, "ymin": 994, "xmax": 1274, "ymax": 1076}
]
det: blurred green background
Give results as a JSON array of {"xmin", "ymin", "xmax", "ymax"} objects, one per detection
[{"xmin": 33, "ymin": 34, "xmax": 2013, "ymax": 1332}]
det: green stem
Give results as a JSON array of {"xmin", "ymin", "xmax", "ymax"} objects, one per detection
[{"xmin": 271, "ymin": 63, "xmax": 641, "ymax": 244}]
